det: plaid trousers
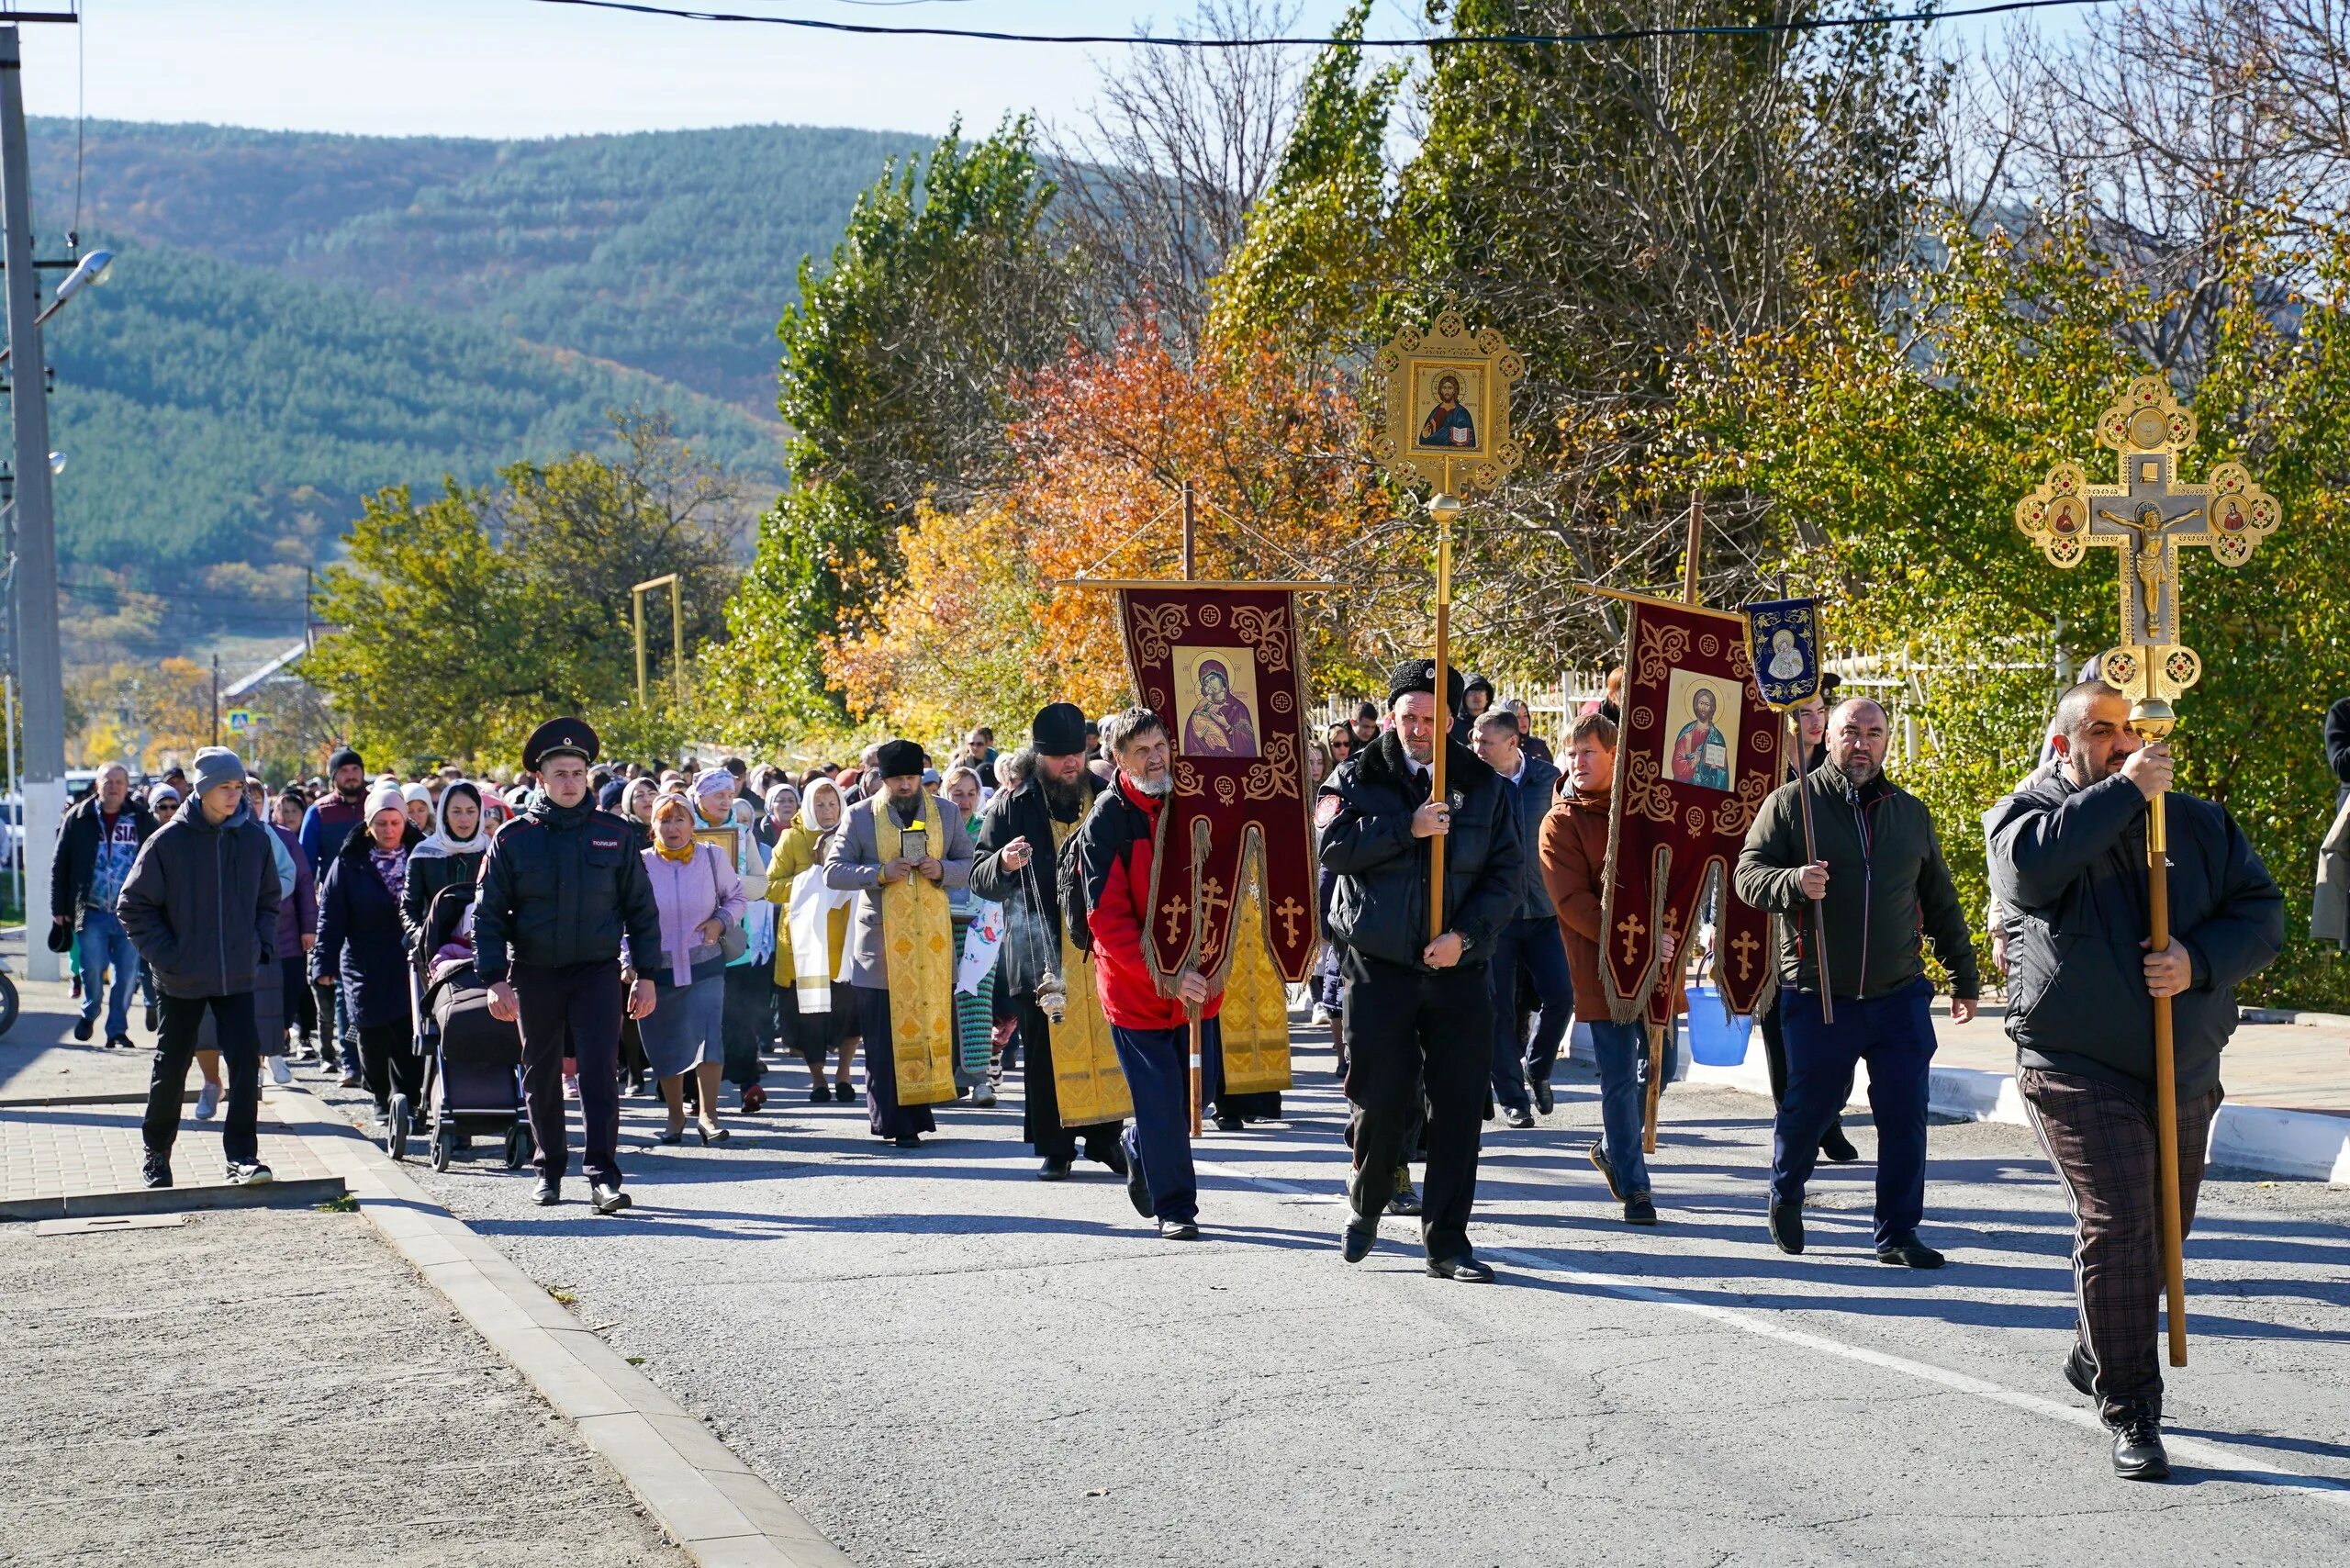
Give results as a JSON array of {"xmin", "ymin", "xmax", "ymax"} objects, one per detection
[{"xmin": 2020, "ymin": 1067, "xmax": 2222, "ymax": 1418}]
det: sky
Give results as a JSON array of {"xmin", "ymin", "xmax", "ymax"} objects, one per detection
[{"xmin": 7, "ymin": 0, "xmax": 2083, "ymax": 142}]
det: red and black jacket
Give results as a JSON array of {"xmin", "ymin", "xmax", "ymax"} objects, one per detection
[{"xmin": 1075, "ymin": 774, "xmax": 1224, "ymax": 1031}]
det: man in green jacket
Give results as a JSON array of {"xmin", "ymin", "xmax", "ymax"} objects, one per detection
[{"xmin": 1736, "ymin": 698, "xmax": 1981, "ymax": 1268}]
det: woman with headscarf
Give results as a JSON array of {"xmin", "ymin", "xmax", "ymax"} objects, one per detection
[
  {"xmin": 638, "ymin": 792, "xmax": 746, "ymax": 1144},
  {"xmin": 688, "ymin": 767, "xmax": 775, "ymax": 1114},
  {"xmin": 314, "ymin": 784, "xmax": 423, "ymax": 1136},
  {"xmin": 620, "ymin": 776, "xmax": 658, "ymax": 850},
  {"xmin": 402, "ymin": 778, "xmax": 487, "ymax": 947},
  {"xmin": 765, "ymin": 776, "xmax": 857, "ymax": 1102},
  {"xmin": 400, "ymin": 782, "xmax": 434, "ymax": 834},
  {"xmin": 755, "ymin": 781, "xmax": 800, "ymax": 855}
]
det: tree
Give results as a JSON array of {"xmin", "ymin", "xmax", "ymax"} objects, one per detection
[
  {"xmin": 1665, "ymin": 212, "xmax": 2350, "ymax": 1007},
  {"xmin": 304, "ymin": 415, "xmax": 740, "ymax": 767},
  {"xmin": 824, "ymin": 318, "xmax": 1389, "ymax": 734},
  {"xmin": 68, "ymin": 658, "xmax": 214, "ymax": 774},
  {"xmin": 717, "ymin": 118, "xmax": 1074, "ymax": 729}
]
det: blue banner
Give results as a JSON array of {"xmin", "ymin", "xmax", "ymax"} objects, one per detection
[{"xmin": 1740, "ymin": 597, "xmax": 1823, "ymax": 711}]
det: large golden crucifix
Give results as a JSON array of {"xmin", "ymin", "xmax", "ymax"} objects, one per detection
[
  {"xmin": 2016, "ymin": 375, "xmax": 2280, "ymax": 710},
  {"xmin": 2013, "ymin": 374, "xmax": 2284, "ymax": 1372}
]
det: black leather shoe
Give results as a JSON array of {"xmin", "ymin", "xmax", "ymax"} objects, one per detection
[
  {"xmin": 1875, "ymin": 1234, "xmax": 1946, "ymax": 1269},
  {"xmin": 1531, "ymin": 1079, "xmax": 1554, "ymax": 1115},
  {"xmin": 1768, "ymin": 1201, "xmax": 1805, "ymax": 1255},
  {"xmin": 1214, "ymin": 1114, "xmax": 1245, "ymax": 1134},
  {"xmin": 73, "ymin": 1016, "xmax": 94, "ymax": 1042},
  {"xmin": 2109, "ymin": 1405, "xmax": 2170, "ymax": 1481},
  {"xmin": 1036, "ymin": 1157, "xmax": 1072, "ymax": 1182},
  {"xmin": 2063, "ymin": 1344, "xmax": 2098, "ymax": 1402},
  {"xmin": 1095, "ymin": 1142, "xmax": 1129, "ymax": 1177},
  {"xmin": 590, "ymin": 1183, "xmax": 632, "ymax": 1215},
  {"xmin": 1819, "ymin": 1123, "xmax": 1861, "ymax": 1163},
  {"xmin": 1587, "ymin": 1140, "xmax": 1625, "ymax": 1202},
  {"xmin": 532, "ymin": 1179, "xmax": 560, "ymax": 1206},
  {"xmin": 1125, "ymin": 1147, "xmax": 1154, "ymax": 1218},
  {"xmin": 1505, "ymin": 1106, "xmax": 1536, "ymax": 1129},
  {"xmin": 1426, "ymin": 1255, "xmax": 1494, "ymax": 1283},
  {"xmin": 892, "ymin": 1134, "xmax": 922, "ymax": 1149},
  {"xmin": 1623, "ymin": 1192, "xmax": 1657, "ymax": 1226},
  {"xmin": 1341, "ymin": 1220, "xmax": 1377, "ymax": 1263}
]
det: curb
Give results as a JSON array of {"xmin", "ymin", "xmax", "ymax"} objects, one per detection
[
  {"xmin": 0, "ymin": 1174, "xmax": 345, "ymax": 1223},
  {"xmin": 268, "ymin": 1086, "xmax": 852, "ymax": 1568},
  {"xmin": 1569, "ymin": 1024, "xmax": 2350, "ymax": 1185}
]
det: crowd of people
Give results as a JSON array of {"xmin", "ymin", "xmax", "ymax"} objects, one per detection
[{"xmin": 56, "ymin": 655, "xmax": 2295, "ymax": 1482}]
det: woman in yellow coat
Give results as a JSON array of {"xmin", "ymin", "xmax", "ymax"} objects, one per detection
[{"xmin": 766, "ymin": 777, "xmax": 859, "ymax": 1102}]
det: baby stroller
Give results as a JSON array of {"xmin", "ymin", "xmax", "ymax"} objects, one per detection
[{"xmin": 409, "ymin": 881, "xmax": 534, "ymax": 1173}]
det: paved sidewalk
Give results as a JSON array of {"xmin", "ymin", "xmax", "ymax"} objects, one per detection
[
  {"xmin": 0, "ymin": 973, "xmax": 158, "ymax": 1103},
  {"xmin": 0, "ymin": 1098, "xmax": 335, "ymax": 1210},
  {"xmin": 0, "ymin": 1202, "xmax": 695, "ymax": 1567},
  {"xmin": 1928, "ymin": 1002, "xmax": 2350, "ymax": 1113}
]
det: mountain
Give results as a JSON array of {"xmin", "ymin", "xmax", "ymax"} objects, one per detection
[{"xmin": 18, "ymin": 119, "xmax": 932, "ymax": 649}]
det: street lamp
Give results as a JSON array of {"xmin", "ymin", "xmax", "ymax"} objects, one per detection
[{"xmin": 0, "ymin": 247, "xmax": 107, "ymax": 368}]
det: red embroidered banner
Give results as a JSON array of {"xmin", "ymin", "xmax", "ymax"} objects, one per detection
[
  {"xmin": 1115, "ymin": 586, "xmax": 1319, "ymax": 985},
  {"xmin": 1597, "ymin": 599, "xmax": 1778, "ymax": 1024}
]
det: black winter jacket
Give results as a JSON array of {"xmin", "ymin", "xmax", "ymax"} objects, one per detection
[
  {"xmin": 315, "ymin": 824, "xmax": 420, "ymax": 1030},
  {"xmin": 117, "ymin": 801, "xmax": 280, "ymax": 1000},
  {"xmin": 968, "ymin": 771, "xmax": 1102, "ymax": 997},
  {"xmin": 1984, "ymin": 767, "xmax": 2282, "ymax": 1098},
  {"xmin": 51, "ymin": 791, "xmax": 158, "ymax": 924},
  {"xmin": 1316, "ymin": 729, "xmax": 1523, "ymax": 972},
  {"xmin": 472, "ymin": 797, "xmax": 663, "ymax": 985},
  {"xmin": 1493, "ymin": 751, "xmax": 1561, "ymax": 924},
  {"xmin": 1738, "ymin": 761, "xmax": 1981, "ymax": 1002}
]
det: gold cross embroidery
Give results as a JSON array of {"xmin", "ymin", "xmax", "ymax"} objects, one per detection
[
  {"xmin": 1273, "ymin": 896, "xmax": 1305, "ymax": 947},
  {"xmin": 1617, "ymin": 912, "xmax": 1647, "ymax": 966},
  {"xmin": 1159, "ymin": 897, "xmax": 1187, "ymax": 946},
  {"xmin": 1729, "ymin": 927, "xmax": 1761, "ymax": 981}
]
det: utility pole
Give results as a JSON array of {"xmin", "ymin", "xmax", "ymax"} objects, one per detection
[
  {"xmin": 210, "ymin": 653, "xmax": 220, "ymax": 745},
  {"xmin": 1, "ymin": 26, "xmax": 65, "ymax": 978}
]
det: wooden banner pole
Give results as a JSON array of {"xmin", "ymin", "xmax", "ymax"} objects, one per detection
[
  {"xmin": 1428, "ymin": 493, "xmax": 1457, "ymax": 943},
  {"xmin": 1183, "ymin": 479, "xmax": 1204, "ymax": 1140},
  {"xmin": 2138, "ymin": 710, "xmax": 2188, "ymax": 1365},
  {"xmin": 1645, "ymin": 497, "xmax": 1707, "ymax": 1151}
]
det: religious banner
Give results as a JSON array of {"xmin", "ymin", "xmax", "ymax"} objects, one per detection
[
  {"xmin": 1215, "ymin": 855, "xmax": 1294, "ymax": 1096},
  {"xmin": 1114, "ymin": 585, "xmax": 1320, "ymax": 988},
  {"xmin": 1740, "ymin": 596, "xmax": 1825, "ymax": 710},
  {"xmin": 1597, "ymin": 599, "xmax": 1779, "ymax": 1024}
]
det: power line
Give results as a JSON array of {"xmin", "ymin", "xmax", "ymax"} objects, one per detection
[{"xmin": 522, "ymin": 0, "xmax": 2109, "ymax": 47}]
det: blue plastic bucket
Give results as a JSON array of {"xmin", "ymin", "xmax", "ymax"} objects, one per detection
[{"xmin": 1685, "ymin": 985, "xmax": 1753, "ymax": 1067}]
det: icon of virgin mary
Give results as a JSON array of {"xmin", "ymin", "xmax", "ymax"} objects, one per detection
[{"xmin": 1183, "ymin": 660, "xmax": 1259, "ymax": 758}]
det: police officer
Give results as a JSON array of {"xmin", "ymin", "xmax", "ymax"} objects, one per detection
[
  {"xmin": 476, "ymin": 717, "xmax": 664, "ymax": 1214},
  {"xmin": 1318, "ymin": 658, "xmax": 1524, "ymax": 1282}
]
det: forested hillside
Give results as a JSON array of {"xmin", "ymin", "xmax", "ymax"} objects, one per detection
[{"xmin": 19, "ymin": 118, "xmax": 927, "ymax": 646}]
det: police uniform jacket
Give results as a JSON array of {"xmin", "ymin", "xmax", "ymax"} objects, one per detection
[
  {"xmin": 1985, "ymin": 765, "xmax": 2281, "ymax": 1098},
  {"xmin": 471, "ymin": 795, "xmax": 662, "ymax": 986},
  {"xmin": 1315, "ymin": 728, "xmax": 1523, "ymax": 973},
  {"xmin": 968, "ymin": 771, "xmax": 1100, "ymax": 996}
]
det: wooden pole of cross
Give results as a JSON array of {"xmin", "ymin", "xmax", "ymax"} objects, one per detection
[{"xmin": 2015, "ymin": 375, "xmax": 2282, "ymax": 1368}]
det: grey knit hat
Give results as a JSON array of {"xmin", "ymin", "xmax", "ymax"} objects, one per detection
[{"xmin": 190, "ymin": 746, "xmax": 247, "ymax": 798}]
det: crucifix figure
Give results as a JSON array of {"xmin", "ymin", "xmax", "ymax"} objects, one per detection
[{"xmin": 2016, "ymin": 376, "xmax": 2279, "ymax": 706}]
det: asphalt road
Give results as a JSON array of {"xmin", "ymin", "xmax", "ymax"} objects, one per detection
[{"xmin": 323, "ymin": 1028, "xmax": 2350, "ymax": 1568}]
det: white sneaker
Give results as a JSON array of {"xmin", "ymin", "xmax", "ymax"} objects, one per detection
[
  {"xmin": 563, "ymin": 1072, "xmax": 580, "ymax": 1101},
  {"xmin": 268, "ymin": 1056, "xmax": 292, "ymax": 1086},
  {"xmin": 973, "ymin": 1083, "xmax": 997, "ymax": 1107},
  {"xmin": 195, "ymin": 1081, "xmax": 221, "ymax": 1121}
]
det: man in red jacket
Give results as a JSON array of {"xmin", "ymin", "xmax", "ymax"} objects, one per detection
[{"xmin": 1076, "ymin": 707, "xmax": 1223, "ymax": 1240}]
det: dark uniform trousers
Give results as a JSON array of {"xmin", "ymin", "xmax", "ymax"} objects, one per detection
[
  {"xmin": 1343, "ymin": 954, "xmax": 1493, "ymax": 1260},
  {"xmin": 1013, "ymin": 992, "xmax": 1121, "ymax": 1163},
  {"xmin": 515, "ymin": 958, "xmax": 623, "ymax": 1186},
  {"xmin": 2021, "ymin": 1067, "xmax": 2221, "ymax": 1420}
]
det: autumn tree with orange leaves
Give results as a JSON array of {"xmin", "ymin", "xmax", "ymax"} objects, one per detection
[{"xmin": 826, "ymin": 320, "xmax": 1395, "ymax": 735}]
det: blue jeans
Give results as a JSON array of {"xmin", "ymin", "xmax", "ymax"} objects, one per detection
[
  {"xmin": 77, "ymin": 908, "xmax": 140, "ymax": 1037},
  {"xmin": 1772, "ymin": 980, "xmax": 1936, "ymax": 1246},
  {"xmin": 1113, "ymin": 1020, "xmax": 1209, "ymax": 1223},
  {"xmin": 1486, "ymin": 915, "xmax": 1574, "ymax": 1110},
  {"xmin": 1586, "ymin": 1019, "xmax": 1654, "ymax": 1197}
]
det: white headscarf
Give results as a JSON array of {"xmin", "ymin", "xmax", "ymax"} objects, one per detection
[{"xmin": 411, "ymin": 778, "xmax": 487, "ymax": 861}]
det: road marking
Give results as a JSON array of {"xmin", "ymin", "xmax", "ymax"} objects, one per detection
[{"xmin": 1204, "ymin": 1158, "xmax": 2350, "ymax": 1508}]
